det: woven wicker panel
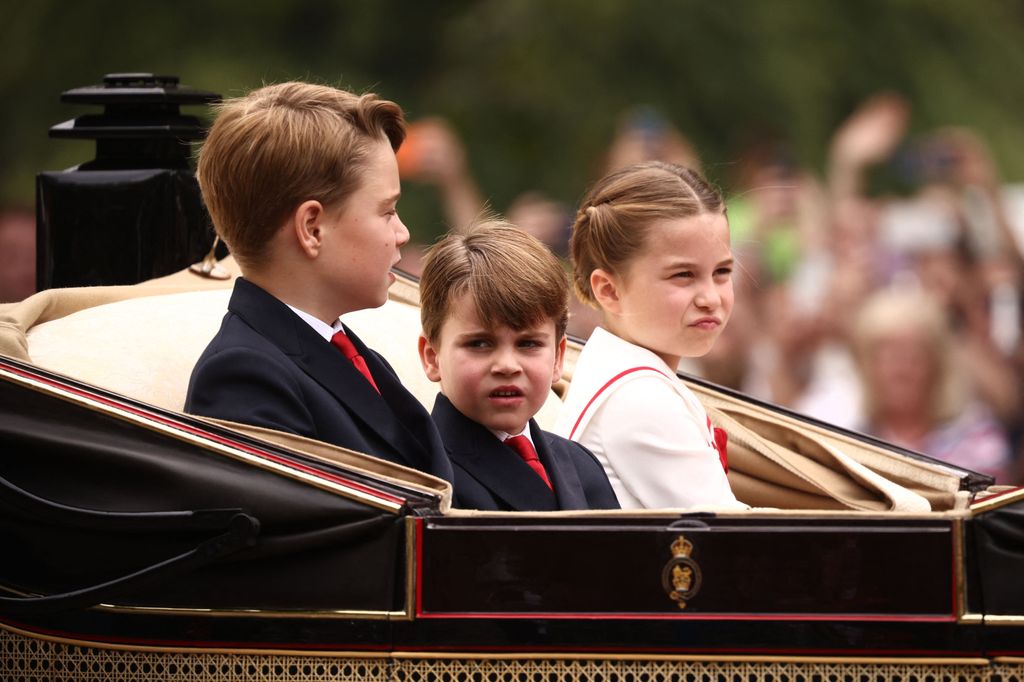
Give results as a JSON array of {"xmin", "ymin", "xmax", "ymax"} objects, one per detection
[
  {"xmin": 0, "ymin": 628, "xmax": 389, "ymax": 682},
  {"xmin": 392, "ymin": 658, "xmax": 1014, "ymax": 682},
  {"xmin": 3, "ymin": 629, "xmax": 1022, "ymax": 682}
]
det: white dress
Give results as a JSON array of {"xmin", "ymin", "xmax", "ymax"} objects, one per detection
[{"xmin": 554, "ymin": 327, "xmax": 743, "ymax": 510}]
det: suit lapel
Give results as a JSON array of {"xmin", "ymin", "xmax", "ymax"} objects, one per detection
[
  {"xmin": 229, "ymin": 279, "xmax": 449, "ymax": 478},
  {"xmin": 531, "ymin": 423, "xmax": 588, "ymax": 510},
  {"xmin": 346, "ymin": 327, "xmax": 453, "ymax": 480},
  {"xmin": 432, "ymin": 395, "xmax": 558, "ymax": 511}
]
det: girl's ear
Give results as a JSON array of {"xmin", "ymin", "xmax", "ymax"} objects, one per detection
[
  {"xmin": 590, "ymin": 268, "xmax": 622, "ymax": 315},
  {"xmin": 293, "ymin": 200, "xmax": 325, "ymax": 259}
]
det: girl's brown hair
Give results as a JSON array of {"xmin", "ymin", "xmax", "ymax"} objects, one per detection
[{"xmin": 570, "ymin": 161, "xmax": 725, "ymax": 307}]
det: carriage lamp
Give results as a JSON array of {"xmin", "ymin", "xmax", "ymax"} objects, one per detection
[{"xmin": 36, "ymin": 73, "xmax": 221, "ymax": 289}]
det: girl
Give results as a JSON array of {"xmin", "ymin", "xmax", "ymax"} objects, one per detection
[{"xmin": 554, "ymin": 161, "xmax": 744, "ymax": 509}]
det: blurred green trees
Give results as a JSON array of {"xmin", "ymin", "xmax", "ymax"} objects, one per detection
[{"xmin": 3, "ymin": 0, "xmax": 1024, "ymax": 241}]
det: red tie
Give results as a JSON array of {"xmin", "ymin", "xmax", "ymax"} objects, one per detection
[
  {"xmin": 330, "ymin": 330, "xmax": 380, "ymax": 394},
  {"xmin": 504, "ymin": 435, "xmax": 553, "ymax": 490}
]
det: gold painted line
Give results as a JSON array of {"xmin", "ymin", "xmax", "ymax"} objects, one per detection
[
  {"xmin": 389, "ymin": 652, "xmax": 992, "ymax": 665},
  {"xmin": 143, "ymin": 425, "xmax": 404, "ymax": 513},
  {"xmin": 953, "ymin": 518, "xmax": 966, "ymax": 618},
  {"xmin": 92, "ymin": 604, "xmax": 401, "ymax": 620},
  {"xmin": 1, "ymin": 623, "xmax": 393, "ymax": 657},
  {"xmin": 1, "ymin": 367, "xmax": 402, "ymax": 513},
  {"xmin": 982, "ymin": 615, "xmax": 1024, "ymax": 625},
  {"xmin": 395, "ymin": 517, "xmax": 417, "ymax": 623}
]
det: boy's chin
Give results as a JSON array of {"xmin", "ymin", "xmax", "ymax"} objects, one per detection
[{"xmin": 482, "ymin": 416, "xmax": 529, "ymax": 436}]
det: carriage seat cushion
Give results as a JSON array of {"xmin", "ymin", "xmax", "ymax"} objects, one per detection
[{"xmin": 22, "ymin": 287, "xmax": 564, "ymax": 428}]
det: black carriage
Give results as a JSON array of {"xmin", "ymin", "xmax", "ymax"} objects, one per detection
[{"xmin": 1, "ymin": 269, "xmax": 1021, "ymax": 682}]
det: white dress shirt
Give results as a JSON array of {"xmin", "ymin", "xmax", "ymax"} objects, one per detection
[{"xmin": 286, "ymin": 304, "xmax": 345, "ymax": 342}]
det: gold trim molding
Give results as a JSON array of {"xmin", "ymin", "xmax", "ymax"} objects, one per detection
[{"xmin": 970, "ymin": 487, "xmax": 1024, "ymax": 514}]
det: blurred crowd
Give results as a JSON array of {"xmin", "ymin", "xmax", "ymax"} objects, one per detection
[{"xmin": 397, "ymin": 94, "xmax": 1024, "ymax": 485}]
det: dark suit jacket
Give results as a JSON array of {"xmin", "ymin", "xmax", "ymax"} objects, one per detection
[
  {"xmin": 185, "ymin": 278, "xmax": 453, "ymax": 483},
  {"xmin": 430, "ymin": 394, "xmax": 619, "ymax": 511}
]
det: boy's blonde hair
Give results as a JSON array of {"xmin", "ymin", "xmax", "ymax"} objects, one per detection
[
  {"xmin": 420, "ymin": 219, "xmax": 569, "ymax": 343},
  {"xmin": 570, "ymin": 161, "xmax": 725, "ymax": 307},
  {"xmin": 197, "ymin": 82, "xmax": 406, "ymax": 268}
]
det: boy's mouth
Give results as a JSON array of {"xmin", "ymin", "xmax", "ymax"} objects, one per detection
[{"xmin": 489, "ymin": 387, "xmax": 524, "ymax": 399}]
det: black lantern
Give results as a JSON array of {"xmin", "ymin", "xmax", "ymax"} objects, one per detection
[{"xmin": 36, "ymin": 73, "xmax": 222, "ymax": 289}]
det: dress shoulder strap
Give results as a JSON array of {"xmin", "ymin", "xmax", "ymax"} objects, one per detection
[{"xmin": 568, "ymin": 366, "xmax": 668, "ymax": 439}]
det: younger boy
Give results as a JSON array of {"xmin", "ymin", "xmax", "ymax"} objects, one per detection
[
  {"xmin": 186, "ymin": 82, "xmax": 452, "ymax": 483},
  {"xmin": 417, "ymin": 220, "xmax": 618, "ymax": 510}
]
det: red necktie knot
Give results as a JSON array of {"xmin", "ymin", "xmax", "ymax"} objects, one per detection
[
  {"xmin": 330, "ymin": 330, "xmax": 380, "ymax": 394},
  {"xmin": 504, "ymin": 435, "xmax": 553, "ymax": 490}
]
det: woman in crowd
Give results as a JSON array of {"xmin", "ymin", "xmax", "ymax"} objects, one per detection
[{"xmin": 852, "ymin": 288, "xmax": 1013, "ymax": 482}]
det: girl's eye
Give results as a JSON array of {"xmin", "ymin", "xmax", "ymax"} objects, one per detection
[
  {"xmin": 714, "ymin": 267, "xmax": 733, "ymax": 279},
  {"xmin": 673, "ymin": 271, "xmax": 695, "ymax": 280}
]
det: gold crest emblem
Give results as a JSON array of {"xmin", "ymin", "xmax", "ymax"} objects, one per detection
[{"xmin": 661, "ymin": 534, "xmax": 702, "ymax": 610}]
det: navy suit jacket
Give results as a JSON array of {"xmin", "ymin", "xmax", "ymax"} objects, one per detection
[
  {"xmin": 430, "ymin": 394, "xmax": 619, "ymax": 511},
  {"xmin": 185, "ymin": 278, "xmax": 453, "ymax": 483}
]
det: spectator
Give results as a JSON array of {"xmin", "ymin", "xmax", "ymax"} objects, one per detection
[
  {"xmin": 851, "ymin": 288, "xmax": 1013, "ymax": 482},
  {"xmin": 0, "ymin": 209, "xmax": 36, "ymax": 303}
]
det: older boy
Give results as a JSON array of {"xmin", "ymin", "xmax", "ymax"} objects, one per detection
[
  {"xmin": 417, "ymin": 220, "xmax": 618, "ymax": 510},
  {"xmin": 185, "ymin": 82, "xmax": 452, "ymax": 483}
]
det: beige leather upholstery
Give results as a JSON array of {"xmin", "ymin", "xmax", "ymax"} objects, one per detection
[{"xmin": 1, "ymin": 262, "xmax": 563, "ymax": 428}]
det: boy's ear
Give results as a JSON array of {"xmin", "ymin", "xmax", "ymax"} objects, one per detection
[
  {"xmin": 418, "ymin": 334, "xmax": 442, "ymax": 383},
  {"xmin": 590, "ymin": 268, "xmax": 621, "ymax": 315},
  {"xmin": 293, "ymin": 200, "xmax": 326, "ymax": 259},
  {"xmin": 551, "ymin": 334, "xmax": 567, "ymax": 384}
]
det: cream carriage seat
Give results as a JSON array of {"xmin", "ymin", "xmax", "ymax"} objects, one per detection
[{"xmin": 0, "ymin": 260, "xmax": 564, "ymax": 428}]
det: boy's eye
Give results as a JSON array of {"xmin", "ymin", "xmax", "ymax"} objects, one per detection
[
  {"xmin": 518, "ymin": 339, "xmax": 543, "ymax": 349},
  {"xmin": 464, "ymin": 339, "xmax": 491, "ymax": 349}
]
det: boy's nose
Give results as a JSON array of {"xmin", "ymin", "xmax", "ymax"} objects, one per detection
[
  {"xmin": 395, "ymin": 215, "xmax": 410, "ymax": 247},
  {"xmin": 491, "ymin": 347, "xmax": 521, "ymax": 374}
]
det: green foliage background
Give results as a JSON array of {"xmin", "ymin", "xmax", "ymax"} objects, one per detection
[{"xmin": 3, "ymin": 0, "xmax": 1024, "ymax": 241}]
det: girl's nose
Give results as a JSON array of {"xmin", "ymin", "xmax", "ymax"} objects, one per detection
[{"xmin": 694, "ymin": 280, "xmax": 722, "ymax": 309}]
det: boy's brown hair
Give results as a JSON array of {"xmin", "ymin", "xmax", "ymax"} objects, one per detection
[
  {"xmin": 420, "ymin": 219, "xmax": 570, "ymax": 342},
  {"xmin": 197, "ymin": 81, "xmax": 406, "ymax": 268},
  {"xmin": 570, "ymin": 161, "xmax": 725, "ymax": 307}
]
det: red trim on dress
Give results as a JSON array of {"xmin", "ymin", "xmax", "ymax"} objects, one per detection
[
  {"xmin": 568, "ymin": 365, "xmax": 727, "ymax": 472},
  {"xmin": 568, "ymin": 366, "xmax": 666, "ymax": 440}
]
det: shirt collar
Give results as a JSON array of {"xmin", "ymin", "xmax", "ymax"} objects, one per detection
[
  {"xmin": 286, "ymin": 304, "xmax": 342, "ymax": 342},
  {"xmin": 490, "ymin": 425, "xmax": 535, "ymax": 447}
]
